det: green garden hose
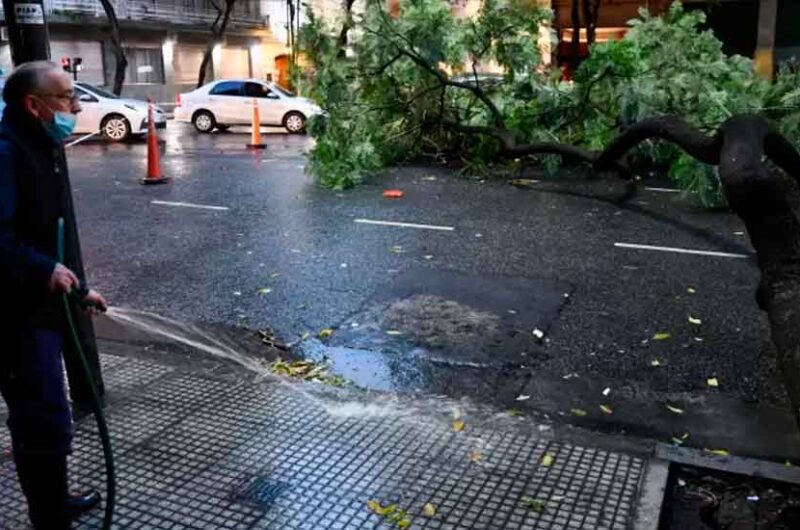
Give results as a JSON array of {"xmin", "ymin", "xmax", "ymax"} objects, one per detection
[{"xmin": 57, "ymin": 218, "xmax": 116, "ymax": 529}]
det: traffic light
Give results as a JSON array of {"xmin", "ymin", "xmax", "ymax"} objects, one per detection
[{"xmin": 61, "ymin": 57, "xmax": 71, "ymax": 73}]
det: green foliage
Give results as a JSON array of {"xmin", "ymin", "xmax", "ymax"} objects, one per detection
[{"xmin": 299, "ymin": 0, "xmax": 800, "ymax": 207}]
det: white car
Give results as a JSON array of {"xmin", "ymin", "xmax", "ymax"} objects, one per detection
[
  {"xmin": 73, "ymin": 82, "xmax": 167, "ymax": 142},
  {"xmin": 175, "ymin": 79, "xmax": 323, "ymax": 134}
]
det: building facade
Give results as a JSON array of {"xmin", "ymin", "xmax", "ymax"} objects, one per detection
[{"xmin": 0, "ymin": 0, "xmax": 290, "ymax": 105}]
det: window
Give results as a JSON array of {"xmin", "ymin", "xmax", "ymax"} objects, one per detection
[
  {"xmin": 122, "ymin": 47, "xmax": 165, "ymax": 84},
  {"xmin": 244, "ymin": 82, "xmax": 277, "ymax": 99},
  {"xmin": 211, "ymin": 81, "xmax": 244, "ymax": 96}
]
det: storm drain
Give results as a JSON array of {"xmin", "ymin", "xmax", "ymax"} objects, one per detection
[{"xmin": 237, "ymin": 475, "xmax": 290, "ymax": 510}]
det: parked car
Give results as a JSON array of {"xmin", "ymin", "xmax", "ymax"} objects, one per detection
[
  {"xmin": 175, "ymin": 80, "xmax": 323, "ymax": 134},
  {"xmin": 73, "ymin": 83, "xmax": 167, "ymax": 142}
]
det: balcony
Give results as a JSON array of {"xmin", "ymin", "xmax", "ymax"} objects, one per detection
[{"xmin": 1, "ymin": 0, "xmax": 267, "ymax": 29}]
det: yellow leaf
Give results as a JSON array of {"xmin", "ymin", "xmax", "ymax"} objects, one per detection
[
  {"xmin": 653, "ymin": 332, "xmax": 671, "ymax": 341},
  {"xmin": 319, "ymin": 328, "xmax": 334, "ymax": 339},
  {"xmin": 600, "ymin": 404, "xmax": 613, "ymax": 415},
  {"xmin": 367, "ymin": 500, "xmax": 397, "ymax": 516},
  {"xmin": 650, "ymin": 358, "xmax": 662, "ymax": 367},
  {"xmin": 707, "ymin": 377, "xmax": 719, "ymax": 387},
  {"xmin": 570, "ymin": 408, "xmax": 587, "ymax": 417},
  {"xmin": 452, "ymin": 419, "xmax": 465, "ymax": 432},
  {"xmin": 688, "ymin": 316, "xmax": 702, "ymax": 325},
  {"xmin": 470, "ymin": 450, "xmax": 482, "ymax": 463},
  {"xmin": 423, "ymin": 503, "xmax": 436, "ymax": 517},
  {"xmin": 666, "ymin": 404, "xmax": 684, "ymax": 415},
  {"xmin": 541, "ymin": 453, "xmax": 555, "ymax": 467},
  {"xmin": 705, "ymin": 449, "xmax": 730, "ymax": 457}
]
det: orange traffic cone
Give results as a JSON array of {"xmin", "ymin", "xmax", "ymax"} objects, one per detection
[
  {"xmin": 141, "ymin": 99, "xmax": 169, "ymax": 185},
  {"xmin": 246, "ymin": 98, "xmax": 266, "ymax": 150}
]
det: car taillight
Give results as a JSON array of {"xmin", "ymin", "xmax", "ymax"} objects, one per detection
[{"xmin": 175, "ymin": 94, "xmax": 182, "ymax": 107}]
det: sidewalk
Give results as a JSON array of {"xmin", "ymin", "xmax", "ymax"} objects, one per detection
[{"xmin": 0, "ymin": 336, "xmax": 648, "ymax": 530}]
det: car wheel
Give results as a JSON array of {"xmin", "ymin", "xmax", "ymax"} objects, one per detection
[
  {"xmin": 101, "ymin": 115, "xmax": 131, "ymax": 142},
  {"xmin": 193, "ymin": 110, "xmax": 216, "ymax": 133},
  {"xmin": 283, "ymin": 112, "xmax": 306, "ymax": 134}
]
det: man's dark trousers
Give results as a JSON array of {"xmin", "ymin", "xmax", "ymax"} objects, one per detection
[{"xmin": 0, "ymin": 326, "xmax": 72, "ymax": 529}]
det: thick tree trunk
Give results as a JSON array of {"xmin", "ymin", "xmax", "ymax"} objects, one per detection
[
  {"xmin": 590, "ymin": 114, "xmax": 800, "ymax": 427},
  {"xmin": 197, "ymin": 0, "xmax": 236, "ymax": 88},
  {"xmin": 97, "ymin": 0, "xmax": 127, "ymax": 95}
]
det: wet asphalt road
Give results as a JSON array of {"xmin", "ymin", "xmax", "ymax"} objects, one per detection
[{"xmin": 67, "ymin": 123, "xmax": 790, "ymax": 453}]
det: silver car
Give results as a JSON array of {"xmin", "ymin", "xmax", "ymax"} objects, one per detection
[{"xmin": 175, "ymin": 79, "xmax": 323, "ymax": 134}]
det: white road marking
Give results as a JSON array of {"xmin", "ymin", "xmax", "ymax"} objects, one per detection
[
  {"xmin": 151, "ymin": 200, "xmax": 229, "ymax": 211},
  {"xmin": 614, "ymin": 242, "xmax": 749, "ymax": 259},
  {"xmin": 354, "ymin": 218, "xmax": 455, "ymax": 231},
  {"xmin": 644, "ymin": 187, "xmax": 681, "ymax": 193},
  {"xmin": 65, "ymin": 132, "xmax": 99, "ymax": 148}
]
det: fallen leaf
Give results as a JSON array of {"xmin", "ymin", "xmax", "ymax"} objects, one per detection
[
  {"xmin": 571, "ymin": 408, "xmax": 587, "ymax": 417},
  {"xmin": 522, "ymin": 497, "xmax": 547, "ymax": 513},
  {"xmin": 653, "ymin": 332, "xmax": 671, "ymax": 341},
  {"xmin": 602, "ymin": 387, "xmax": 611, "ymax": 396},
  {"xmin": 688, "ymin": 316, "xmax": 702, "ymax": 325},
  {"xmin": 383, "ymin": 189, "xmax": 405, "ymax": 199},
  {"xmin": 650, "ymin": 359, "xmax": 662, "ymax": 367},
  {"xmin": 470, "ymin": 450, "xmax": 482, "ymax": 463},
  {"xmin": 515, "ymin": 394, "xmax": 531, "ymax": 401},
  {"xmin": 541, "ymin": 453, "xmax": 555, "ymax": 467},
  {"xmin": 707, "ymin": 377, "xmax": 719, "ymax": 387},
  {"xmin": 666, "ymin": 404, "xmax": 684, "ymax": 415},
  {"xmin": 705, "ymin": 449, "xmax": 730, "ymax": 457},
  {"xmin": 318, "ymin": 328, "xmax": 334, "ymax": 339},
  {"xmin": 452, "ymin": 419, "xmax": 465, "ymax": 432},
  {"xmin": 367, "ymin": 500, "xmax": 397, "ymax": 516},
  {"xmin": 423, "ymin": 503, "xmax": 437, "ymax": 517},
  {"xmin": 600, "ymin": 404, "xmax": 613, "ymax": 415},
  {"xmin": 257, "ymin": 288, "xmax": 272, "ymax": 295}
]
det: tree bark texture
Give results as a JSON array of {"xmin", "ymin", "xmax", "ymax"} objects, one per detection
[{"xmin": 98, "ymin": 0, "xmax": 127, "ymax": 95}]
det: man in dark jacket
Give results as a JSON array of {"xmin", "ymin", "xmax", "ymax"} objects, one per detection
[{"xmin": 0, "ymin": 61, "xmax": 107, "ymax": 528}]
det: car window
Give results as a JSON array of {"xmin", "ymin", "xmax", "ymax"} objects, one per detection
[
  {"xmin": 211, "ymin": 81, "xmax": 244, "ymax": 96},
  {"xmin": 244, "ymin": 82, "xmax": 278, "ymax": 99}
]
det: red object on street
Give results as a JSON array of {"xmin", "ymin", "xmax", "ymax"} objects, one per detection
[
  {"xmin": 141, "ymin": 99, "xmax": 169, "ymax": 185},
  {"xmin": 383, "ymin": 189, "xmax": 405, "ymax": 198}
]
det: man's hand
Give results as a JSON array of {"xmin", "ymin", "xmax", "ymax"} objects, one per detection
[
  {"xmin": 48, "ymin": 263, "xmax": 78, "ymax": 294},
  {"xmin": 82, "ymin": 289, "xmax": 108, "ymax": 314}
]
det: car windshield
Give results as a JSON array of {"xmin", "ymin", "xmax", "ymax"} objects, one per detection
[
  {"xmin": 79, "ymin": 83, "xmax": 120, "ymax": 100},
  {"xmin": 270, "ymin": 84, "xmax": 294, "ymax": 98}
]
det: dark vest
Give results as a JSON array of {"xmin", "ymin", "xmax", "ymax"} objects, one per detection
[{"xmin": 0, "ymin": 107, "xmax": 104, "ymax": 400}]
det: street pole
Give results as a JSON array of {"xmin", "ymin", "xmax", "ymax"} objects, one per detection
[{"xmin": 1, "ymin": 0, "xmax": 51, "ymax": 65}]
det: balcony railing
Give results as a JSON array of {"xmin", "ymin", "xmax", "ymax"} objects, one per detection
[{"xmin": 1, "ymin": 0, "xmax": 266, "ymax": 28}]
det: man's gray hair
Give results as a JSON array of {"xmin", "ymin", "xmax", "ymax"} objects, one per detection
[{"xmin": 3, "ymin": 61, "xmax": 60, "ymax": 107}]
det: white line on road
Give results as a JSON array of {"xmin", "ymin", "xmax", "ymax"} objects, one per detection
[
  {"xmin": 644, "ymin": 187, "xmax": 681, "ymax": 193},
  {"xmin": 614, "ymin": 242, "xmax": 749, "ymax": 259},
  {"xmin": 354, "ymin": 218, "xmax": 455, "ymax": 231},
  {"xmin": 65, "ymin": 132, "xmax": 99, "ymax": 148},
  {"xmin": 151, "ymin": 200, "xmax": 229, "ymax": 211}
]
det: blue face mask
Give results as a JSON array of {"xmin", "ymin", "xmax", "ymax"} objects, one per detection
[{"xmin": 45, "ymin": 111, "xmax": 77, "ymax": 142}]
